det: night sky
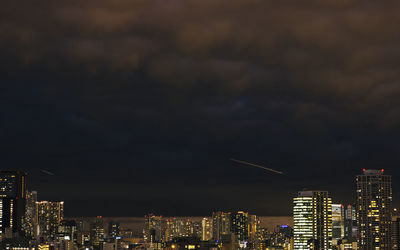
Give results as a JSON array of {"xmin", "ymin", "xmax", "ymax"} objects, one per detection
[{"xmin": 2, "ymin": 0, "xmax": 400, "ymax": 217}]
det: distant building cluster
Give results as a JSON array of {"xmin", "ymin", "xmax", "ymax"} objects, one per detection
[
  {"xmin": 143, "ymin": 212, "xmax": 292, "ymax": 250},
  {"xmin": 0, "ymin": 169, "xmax": 398, "ymax": 249}
]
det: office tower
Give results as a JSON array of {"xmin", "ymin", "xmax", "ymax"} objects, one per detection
[
  {"xmin": 230, "ymin": 211, "xmax": 249, "ymax": 242},
  {"xmin": 91, "ymin": 216, "xmax": 105, "ymax": 247},
  {"xmin": 356, "ymin": 169, "xmax": 392, "ymax": 249},
  {"xmin": 343, "ymin": 204, "xmax": 357, "ymax": 241},
  {"xmin": 108, "ymin": 221, "xmax": 120, "ymax": 238},
  {"xmin": 36, "ymin": 201, "xmax": 64, "ymax": 241},
  {"xmin": 248, "ymin": 215, "xmax": 260, "ymax": 243},
  {"xmin": 212, "ymin": 211, "xmax": 231, "ymax": 241},
  {"xmin": 332, "ymin": 204, "xmax": 344, "ymax": 240},
  {"xmin": 0, "ymin": 170, "xmax": 27, "ymax": 239},
  {"xmin": 201, "ymin": 218, "xmax": 212, "ymax": 241},
  {"xmin": 23, "ymin": 190, "xmax": 38, "ymax": 239},
  {"xmin": 293, "ymin": 190, "xmax": 332, "ymax": 250},
  {"xmin": 145, "ymin": 214, "xmax": 162, "ymax": 243}
]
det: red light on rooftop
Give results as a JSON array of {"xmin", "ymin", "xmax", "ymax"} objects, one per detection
[{"xmin": 381, "ymin": 169, "xmax": 385, "ymax": 172}]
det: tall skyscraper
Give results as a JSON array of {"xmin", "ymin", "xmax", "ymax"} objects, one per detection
[
  {"xmin": 201, "ymin": 218, "xmax": 212, "ymax": 241},
  {"xmin": 23, "ymin": 190, "xmax": 38, "ymax": 239},
  {"xmin": 293, "ymin": 190, "xmax": 332, "ymax": 250},
  {"xmin": 356, "ymin": 169, "xmax": 392, "ymax": 249},
  {"xmin": 230, "ymin": 211, "xmax": 249, "ymax": 242},
  {"xmin": 91, "ymin": 216, "xmax": 105, "ymax": 248},
  {"xmin": 0, "ymin": 170, "xmax": 27, "ymax": 239},
  {"xmin": 248, "ymin": 214, "xmax": 260, "ymax": 244},
  {"xmin": 212, "ymin": 211, "xmax": 231, "ymax": 241},
  {"xmin": 36, "ymin": 201, "xmax": 64, "ymax": 241}
]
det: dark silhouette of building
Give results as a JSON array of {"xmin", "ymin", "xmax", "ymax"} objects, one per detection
[
  {"xmin": 0, "ymin": 170, "xmax": 27, "ymax": 239},
  {"xmin": 230, "ymin": 211, "xmax": 249, "ymax": 242},
  {"xmin": 356, "ymin": 169, "xmax": 392, "ymax": 249}
]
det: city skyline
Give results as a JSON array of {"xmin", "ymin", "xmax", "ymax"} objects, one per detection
[{"xmin": 0, "ymin": 169, "xmax": 398, "ymax": 249}]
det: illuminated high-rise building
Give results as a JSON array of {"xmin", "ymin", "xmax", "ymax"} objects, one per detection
[
  {"xmin": 212, "ymin": 211, "xmax": 231, "ymax": 241},
  {"xmin": 230, "ymin": 211, "xmax": 249, "ymax": 242},
  {"xmin": 356, "ymin": 169, "xmax": 392, "ymax": 249},
  {"xmin": 201, "ymin": 218, "xmax": 212, "ymax": 241},
  {"xmin": 331, "ymin": 204, "xmax": 344, "ymax": 240},
  {"xmin": 23, "ymin": 190, "xmax": 38, "ymax": 239},
  {"xmin": 0, "ymin": 170, "xmax": 27, "ymax": 239},
  {"xmin": 36, "ymin": 201, "xmax": 64, "ymax": 241},
  {"xmin": 91, "ymin": 216, "xmax": 105, "ymax": 248},
  {"xmin": 248, "ymin": 215, "xmax": 260, "ymax": 244},
  {"xmin": 293, "ymin": 190, "xmax": 332, "ymax": 250}
]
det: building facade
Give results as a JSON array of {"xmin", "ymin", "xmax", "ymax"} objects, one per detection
[
  {"xmin": 0, "ymin": 170, "xmax": 27, "ymax": 239},
  {"xmin": 23, "ymin": 190, "xmax": 38, "ymax": 239},
  {"xmin": 201, "ymin": 217, "xmax": 212, "ymax": 241},
  {"xmin": 36, "ymin": 201, "xmax": 64, "ymax": 241},
  {"xmin": 230, "ymin": 211, "xmax": 249, "ymax": 242},
  {"xmin": 293, "ymin": 190, "xmax": 332, "ymax": 250},
  {"xmin": 212, "ymin": 211, "xmax": 231, "ymax": 241},
  {"xmin": 343, "ymin": 204, "xmax": 357, "ymax": 241},
  {"xmin": 356, "ymin": 169, "xmax": 392, "ymax": 249},
  {"xmin": 332, "ymin": 204, "xmax": 344, "ymax": 240},
  {"xmin": 144, "ymin": 214, "xmax": 162, "ymax": 243}
]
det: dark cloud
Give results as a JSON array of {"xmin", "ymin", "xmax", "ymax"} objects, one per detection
[{"xmin": 1, "ymin": 0, "xmax": 400, "ymax": 216}]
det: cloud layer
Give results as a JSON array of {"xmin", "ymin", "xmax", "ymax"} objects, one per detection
[{"xmin": 2, "ymin": 0, "xmax": 400, "ymax": 216}]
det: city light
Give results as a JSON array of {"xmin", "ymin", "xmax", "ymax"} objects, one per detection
[{"xmin": 0, "ymin": 169, "xmax": 395, "ymax": 249}]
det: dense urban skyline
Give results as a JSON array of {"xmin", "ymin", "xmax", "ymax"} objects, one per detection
[{"xmin": 2, "ymin": 0, "xmax": 400, "ymax": 217}]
